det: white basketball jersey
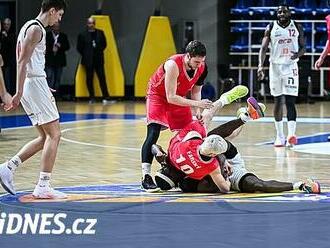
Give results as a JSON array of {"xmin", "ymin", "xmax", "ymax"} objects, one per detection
[
  {"xmin": 269, "ymin": 20, "xmax": 299, "ymax": 64},
  {"xmin": 17, "ymin": 19, "xmax": 47, "ymax": 77}
]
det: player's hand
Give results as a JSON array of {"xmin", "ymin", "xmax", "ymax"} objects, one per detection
[
  {"xmin": 196, "ymin": 99, "xmax": 213, "ymax": 109},
  {"xmin": 0, "ymin": 92, "xmax": 12, "ymax": 111},
  {"xmin": 225, "ymin": 162, "xmax": 233, "ymax": 177},
  {"xmin": 314, "ymin": 57, "xmax": 324, "ymax": 70},
  {"xmin": 290, "ymin": 51, "xmax": 299, "ymax": 60},
  {"xmin": 49, "ymin": 87, "xmax": 56, "ymax": 93},
  {"xmin": 257, "ymin": 67, "xmax": 264, "ymax": 81},
  {"xmin": 8, "ymin": 92, "xmax": 22, "ymax": 111},
  {"xmin": 195, "ymin": 108, "xmax": 202, "ymax": 121}
]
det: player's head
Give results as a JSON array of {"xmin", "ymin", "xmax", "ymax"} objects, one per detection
[
  {"xmin": 276, "ymin": 4, "xmax": 291, "ymax": 24},
  {"xmin": 199, "ymin": 135, "xmax": 228, "ymax": 157},
  {"xmin": 41, "ymin": 0, "xmax": 67, "ymax": 26},
  {"xmin": 185, "ymin": 40, "xmax": 206, "ymax": 70}
]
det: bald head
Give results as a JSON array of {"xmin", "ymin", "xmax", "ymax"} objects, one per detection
[
  {"xmin": 87, "ymin": 17, "xmax": 96, "ymax": 31},
  {"xmin": 3, "ymin": 18, "xmax": 11, "ymax": 32}
]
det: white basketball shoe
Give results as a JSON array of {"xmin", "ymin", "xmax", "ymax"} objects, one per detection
[
  {"xmin": 0, "ymin": 162, "xmax": 16, "ymax": 195},
  {"xmin": 32, "ymin": 185, "xmax": 67, "ymax": 199}
]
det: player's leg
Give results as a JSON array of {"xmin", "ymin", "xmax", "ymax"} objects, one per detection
[
  {"xmin": 207, "ymin": 98, "xmax": 265, "ymax": 139},
  {"xmin": 202, "ymin": 85, "xmax": 248, "ymax": 128},
  {"xmin": 269, "ymin": 63, "xmax": 286, "ymax": 147},
  {"xmin": 152, "ymin": 144, "xmax": 185, "ymax": 190},
  {"xmin": 285, "ymin": 95, "xmax": 298, "ymax": 147},
  {"xmin": 32, "ymin": 119, "xmax": 66, "ymax": 199},
  {"xmin": 239, "ymin": 174, "xmax": 294, "ymax": 193},
  {"xmin": 0, "ymin": 134, "xmax": 46, "ymax": 195},
  {"xmin": 273, "ymin": 95, "xmax": 285, "ymax": 146},
  {"xmin": 141, "ymin": 123, "xmax": 162, "ymax": 192}
]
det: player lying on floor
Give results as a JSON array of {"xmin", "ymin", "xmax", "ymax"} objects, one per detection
[{"xmin": 152, "ymin": 98, "xmax": 321, "ymax": 194}]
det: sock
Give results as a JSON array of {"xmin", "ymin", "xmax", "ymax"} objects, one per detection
[
  {"xmin": 7, "ymin": 155, "xmax": 22, "ymax": 172},
  {"xmin": 142, "ymin": 163, "xmax": 151, "ymax": 177},
  {"xmin": 293, "ymin": 181, "xmax": 303, "ymax": 190},
  {"xmin": 38, "ymin": 172, "xmax": 51, "ymax": 187},
  {"xmin": 219, "ymin": 95, "xmax": 229, "ymax": 106},
  {"xmin": 239, "ymin": 108, "xmax": 250, "ymax": 123},
  {"xmin": 274, "ymin": 120, "xmax": 284, "ymax": 138},
  {"xmin": 287, "ymin": 121, "xmax": 296, "ymax": 137}
]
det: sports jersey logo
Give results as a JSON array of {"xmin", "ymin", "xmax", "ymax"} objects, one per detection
[{"xmin": 278, "ymin": 38, "xmax": 292, "ymax": 44}]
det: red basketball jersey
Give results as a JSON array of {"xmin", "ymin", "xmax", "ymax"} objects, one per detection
[
  {"xmin": 326, "ymin": 15, "xmax": 330, "ymax": 42},
  {"xmin": 168, "ymin": 121, "xmax": 218, "ymax": 180},
  {"xmin": 147, "ymin": 54, "xmax": 206, "ymax": 97}
]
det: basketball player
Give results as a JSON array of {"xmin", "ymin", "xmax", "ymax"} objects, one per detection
[
  {"xmin": 152, "ymin": 100, "xmax": 320, "ymax": 194},
  {"xmin": 141, "ymin": 40, "xmax": 248, "ymax": 191},
  {"xmin": 257, "ymin": 4, "xmax": 305, "ymax": 147},
  {"xmin": 314, "ymin": 7, "xmax": 330, "ymax": 70},
  {"xmin": 0, "ymin": 0, "xmax": 67, "ymax": 199}
]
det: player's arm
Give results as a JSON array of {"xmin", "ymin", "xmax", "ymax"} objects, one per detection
[
  {"xmin": 209, "ymin": 167, "xmax": 231, "ymax": 193},
  {"xmin": 315, "ymin": 40, "xmax": 330, "ymax": 70},
  {"xmin": 257, "ymin": 24, "xmax": 271, "ymax": 81},
  {"xmin": 291, "ymin": 23, "xmax": 305, "ymax": 60},
  {"xmin": 0, "ymin": 54, "xmax": 12, "ymax": 110},
  {"xmin": 11, "ymin": 26, "xmax": 42, "ymax": 110},
  {"xmin": 164, "ymin": 60, "xmax": 213, "ymax": 109},
  {"xmin": 191, "ymin": 64, "xmax": 208, "ymax": 120}
]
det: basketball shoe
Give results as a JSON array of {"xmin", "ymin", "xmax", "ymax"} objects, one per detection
[
  {"xmin": 32, "ymin": 185, "xmax": 67, "ymax": 199},
  {"xmin": 299, "ymin": 179, "xmax": 321, "ymax": 194},
  {"xmin": 0, "ymin": 162, "xmax": 16, "ymax": 195},
  {"xmin": 219, "ymin": 85, "xmax": 249, "ymax": 105}
]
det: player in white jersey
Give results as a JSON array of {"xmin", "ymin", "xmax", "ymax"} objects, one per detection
[
  {"xmin": 0, "ymin": 0, "xmax": 67, "ymax": 199},
  {"xmin": 257, "ymin": 5, "xmax": 305, "ymax": 147}
]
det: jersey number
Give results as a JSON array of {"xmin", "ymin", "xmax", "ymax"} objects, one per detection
[
  {"xmin": 176, "ymin": 154, "xmax": 194, "ymax": 174},
  {"xmin": 289, "ymin": 29, "xmax": 296, "ymax": 37}
]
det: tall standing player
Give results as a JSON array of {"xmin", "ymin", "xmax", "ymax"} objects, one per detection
[
  {"xmin": 0, "ymin": 0, "xmax": 67, "ymax": 199},
  {"xmin": 258, "ymin": 5, "xmax": 305, "ymax": 147}
]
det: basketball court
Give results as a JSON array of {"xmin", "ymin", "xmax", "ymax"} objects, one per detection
[{"xmin": 1, "ymin": 101, "xmax": 330, "ymax": 247}]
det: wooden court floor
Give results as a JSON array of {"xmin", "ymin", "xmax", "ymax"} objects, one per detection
[{"xmin": 0, "ymin": 100, "xmax": 330, "ymax": 193}]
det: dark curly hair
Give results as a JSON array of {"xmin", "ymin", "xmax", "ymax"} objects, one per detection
[{"xmin": 185, "ymin": 40, "xmax": 206, "ymax": 57}]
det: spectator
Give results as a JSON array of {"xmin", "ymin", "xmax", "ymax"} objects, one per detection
[
  {"xmin": 77, "ymin": 17, "xmax": 109, "ymax": 104},
  {"xmin": 45, "ymin": 22, "xmax": 70, "ymax": 98},
  {"xmin": 0, "ymin": 18, "xmax": 16, "ymax": 95}
]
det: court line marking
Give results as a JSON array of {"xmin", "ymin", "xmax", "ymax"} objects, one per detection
[{"xmin": 60, "ymin": 122, "xmax": 330, "ymax": 161}]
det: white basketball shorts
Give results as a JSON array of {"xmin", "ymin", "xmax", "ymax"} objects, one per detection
[
  {"xmin": 20, "ymin": 77, "xmax": 59, "ymax": 126},
  {"xmin": 269, "ymin": 62, "xmax": 299, "ymax": 97}
]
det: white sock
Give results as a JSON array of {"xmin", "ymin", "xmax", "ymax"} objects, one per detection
[
  {"xmin": 287, "ymin": 121, "xmax": 296, "ymax": 137},
  {"xmin": 142, "ymin": 163, "xmax": 151, "ymax": 177},
  {"xmin": 38, "ymin": 172, "xmax": 51, "ymax": 187},
  {"xmin": 7, "ymin": 155, "xmax": 22, "ymax": 172},
  {"xmin": 274, "ymin": 120, "xmax": 284, "ymax": 138},
  {"xmin": 239, "ymin": 108, "xmax": 250, "ymax": 123},
  {"xmin": 293, "ymin": 181, "xmax": 303, "ymax": 190},
  {"xmin": 219, "ymin": 95, "xmax": 229, "ymax": 106}
]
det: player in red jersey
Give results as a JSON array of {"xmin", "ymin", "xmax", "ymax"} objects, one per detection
[
  {"xmin": 141, "ymin": 40, "xmax": 248, "ymax": 191},
  {"xmin": 315, "ymin": 12, "xmax": 330, "ymax": 70},
  {"xmin": 167, "ymin": 120, "xmax": 231, "ymax": 193}
]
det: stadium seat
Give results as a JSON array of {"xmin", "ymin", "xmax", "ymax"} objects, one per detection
[
  {"xmin": 316, "ymin": 0, "xmax": 329, "ymax": 15},
  {"xmin": 304, "ymin": 34, "xmax": 312, "ymax": 52},
  {"xmin": 230, "ymin": 35, "xmax": 249, "ymax": 52},
  {"xmin": 301, "ymin": 22, "xmax": 312, "ymax": 33},
  {"xmin": 315, "ymin": 23, "xmax": 327, "ymax": 33},
  {"xmin": 231, "ymin": 0, "xmax": 250, "ymax": 16},
  {"xmin": 315, "ymin": 35, "xmax": 327, "ymax": 52},
  {"xmin": 295, "ymin": 0, "xmax": 316, "ymax": 16},
  {"xmin": 231, "ymin": 23, "xmax": 249, "ymax": 33}
]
